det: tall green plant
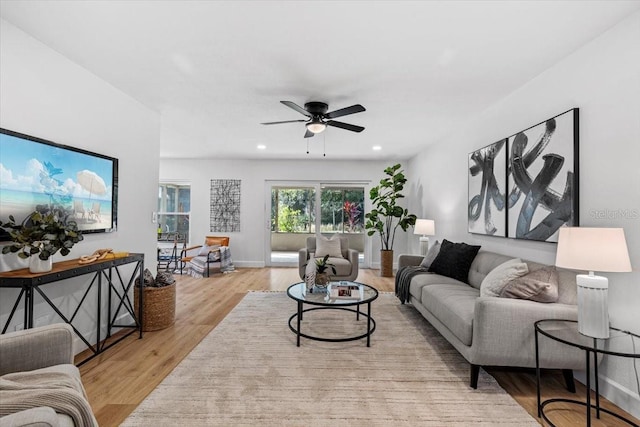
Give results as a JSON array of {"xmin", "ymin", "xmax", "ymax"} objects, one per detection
[{"xmin": 364, "ymin": 164, "xmax": 417, "ymax": 250}]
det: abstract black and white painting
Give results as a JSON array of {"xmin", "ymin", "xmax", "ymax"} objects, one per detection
[
  {"xmin": 210, "ymin": 179, "xmax": 241, "ymax": 232},
  {"xmin": 507, "ymin": 109, "xmax": 579, "ymax": 242},
  {"xmin": 468, "ymin": 139, "xmax": 507, "ymax": 236}
]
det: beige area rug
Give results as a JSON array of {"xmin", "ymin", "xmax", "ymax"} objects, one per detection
[{"xmin": 122, "ymin": 292, "xmax": 539, "ymax": 426}]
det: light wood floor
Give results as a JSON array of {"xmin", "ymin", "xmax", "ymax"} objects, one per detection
[{"xmin": 77, "ymin": 267, "xmax": 639, "ymax": 426}]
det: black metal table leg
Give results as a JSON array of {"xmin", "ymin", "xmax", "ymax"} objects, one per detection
[
  {"xmin": 296, "ymin": 301, "xmax": 302, "ymax": 347},
  {"xmin": 535, "ymin": 329, "xmax": 541, "ymax": 417},
  {"xmin": 366, "ymin": 301, "xmax": 371, "ymax": 347},
  {"xmin": 27, "ymin": 287, "xmax": 33, "ymax": 328},
  {"xmin": 594, "ymin": 345, "xmax": 600, "ymax": 419},
  {"xmin": 586, "ymin": 349, "xmax": 591, "ymax": 426}
]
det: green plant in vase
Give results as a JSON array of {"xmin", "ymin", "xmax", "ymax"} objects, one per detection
[
  {"xmin": 365, "ymin": 163, "xmax": 417, "ymax": 277},
  {"xmin": 314, "ymin": 254, "xmax": 336, "ymax": 287},
  {"xmin": 1, "ymin": 208, "xmax": 83, "ymax": 272}
]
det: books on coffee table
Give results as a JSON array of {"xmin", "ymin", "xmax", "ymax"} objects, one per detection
[{"xmin": 329, "ymin": 283, "xmax": 362, "ymax": 299}]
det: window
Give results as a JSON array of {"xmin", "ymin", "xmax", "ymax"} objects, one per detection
[
  {"xmin": 158, "ymin": 183, "xmax": 190, "ymax": 241},
  {"xmin": 271, "ymin": 187, "xmax": 315, "ymax": 233},
  {"xmin": 320, "ymin": 187, "xmax": 364, "ymax": 233}
]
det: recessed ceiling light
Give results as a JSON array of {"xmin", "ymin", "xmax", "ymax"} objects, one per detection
[
  {"xmin": 372, "ymin": 146, "xmax": 382, "ymax": 151},
  {"xmin": 257, "ymin": 144, "xmax": 266, "ymax": 150}
]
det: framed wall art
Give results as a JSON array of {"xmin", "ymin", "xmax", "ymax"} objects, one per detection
[
  {"xmin": 506, "ymin": 108, "xmax": 579, "ymax": 242},
  {"xmin": 210, "ymin": 179, "xmax": 241, "ymax": 232},
  {"xmin": 468, "ymin": 139, "xmax": 507, "ymax": 237}
]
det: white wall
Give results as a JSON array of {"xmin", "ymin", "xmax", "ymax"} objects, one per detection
[
  {"xmin": 159, "ymin": 158, "xmax": 414, "ymax": 268},
  {"xmin": 0, "ymin": 20, "xmax": 160, "ymax": 353},
  {"xmin": 406, "ymin": 13, "xmax": 640, "ymax": 417}
]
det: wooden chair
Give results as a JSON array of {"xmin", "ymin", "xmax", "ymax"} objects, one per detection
[{"xmin": 180, "ymin": 236, "xmax": 230, "ymax": 277}]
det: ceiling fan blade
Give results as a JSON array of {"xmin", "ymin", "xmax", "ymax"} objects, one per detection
[
  {"xmin": 304, "ymin": 129, "xmax": 315, "ymax": 138},
  {"xmin": 325, "ymin": 104, "xmax": 366, "ymax": 119},
  {"xmin": 281, "ymin": 101, "xmax": 311, "ymax": 117},
  {"xmin": 261, "ymin": 119, "xmax": 307, "ymax": 125},
  {"xmin": 326, "ymin": 120, "xmax": 364, "ymax": 133}
]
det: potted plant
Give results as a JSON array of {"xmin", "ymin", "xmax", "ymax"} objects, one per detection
[
  {"xmin": 0, "ymin": 207, "xmax": 83, "ymax": 273},
  {"xmin": 365, "ymin": 163, "xmax": 417, "ymax": 277},
  {"xmin": 313, "ymin": 254, "xmax": 336, "ymax": 287}
]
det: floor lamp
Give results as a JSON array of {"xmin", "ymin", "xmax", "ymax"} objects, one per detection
[
  {"xmin": 555, "ymin": 227, "xmax": 632, "ymax": 339},
  {"xmin": 414, "ymin": 219, "xmax": 435, "ymax": 257}
]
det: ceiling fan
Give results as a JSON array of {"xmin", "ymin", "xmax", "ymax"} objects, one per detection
[{"xmin": 261, "ymin": 101, "xmax": 366, "ymax": 138}]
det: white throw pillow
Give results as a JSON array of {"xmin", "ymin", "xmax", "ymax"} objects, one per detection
[
  {"xmin": 480, "ymin": 258, "xmax": 529, "ymax": 297},
  {"xmin": 315, "ymin": 236, "xmax": 343, "ymax": 258}
]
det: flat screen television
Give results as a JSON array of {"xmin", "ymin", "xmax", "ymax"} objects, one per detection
[{"xmin": 0, "ymin": 128, "xmax": 118, "ymax": 240}]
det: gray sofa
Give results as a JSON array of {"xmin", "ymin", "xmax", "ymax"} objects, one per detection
[
  {"xmin": 398, "ymin": 250, "xmax": 585, "ymax": 389},
  {"xmin": 0, "ymin": 323, "xmax": 97, "ymax": 427}
]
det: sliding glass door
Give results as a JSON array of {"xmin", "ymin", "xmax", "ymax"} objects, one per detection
[{"xmin": 266, "ymin": 181, "xmax": 365, "ymax": 267}]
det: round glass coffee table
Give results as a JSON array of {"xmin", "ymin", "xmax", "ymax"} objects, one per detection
[{"xmin": 286, "ymin": 281, "xmax": 379, "ymax": 347}]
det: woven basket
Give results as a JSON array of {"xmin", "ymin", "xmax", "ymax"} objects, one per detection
[{"xmin": 134, "ymin": 282, "xmax": 176, "ymax": 331}]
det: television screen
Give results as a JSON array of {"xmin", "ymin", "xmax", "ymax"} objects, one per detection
[{"xmin": 0, "ymin": 128, "xmax": 118, "ymax": 239}]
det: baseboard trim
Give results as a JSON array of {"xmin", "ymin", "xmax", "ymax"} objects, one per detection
[
  {"xmin": 234, "ymin": 261, "xmax": 265, "ymax": 268},
  {"xmin": 575, "ymin": 371, "xmax": 640, "ymax": 419}
]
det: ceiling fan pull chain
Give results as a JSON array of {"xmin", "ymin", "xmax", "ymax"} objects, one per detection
[
  {"xmin": 323, "ymin": 132, "xmax": 326, "ymax": 157},
  {"xmin": 306, "ymin": 139, "xmax": 309, "ymax": 154}
]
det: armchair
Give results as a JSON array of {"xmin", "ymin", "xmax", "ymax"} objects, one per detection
[
  {"xmin": 0, "ymin": 323, "xmax": 98, "ymax": 427},
  {"xmin": 298, "ymin": 236, "xmax": 359, "ymax": 281},
  {"xmin": 180, "ymin": 236, "xmax": 230, "ymax": 277}
]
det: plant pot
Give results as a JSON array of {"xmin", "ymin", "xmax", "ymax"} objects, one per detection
[
  {"xmin": 29, "ymin": 256, "xmax": 52, "ymax": 273},
  {"xmin": 380, "ymin": 249, "xmax": 394, "ymax": 277},
  {"xmin": 315, "ymin": 272, "xmax": 330, "ymax": 286}
]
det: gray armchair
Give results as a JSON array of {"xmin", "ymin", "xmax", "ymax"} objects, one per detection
[
  {"xmin": 298, "ymin": 236, "xmax": 359, "ymax": 281},
  {"xmin": 0, "ymin": 324, "xmax": 97, "ymax": 427}
]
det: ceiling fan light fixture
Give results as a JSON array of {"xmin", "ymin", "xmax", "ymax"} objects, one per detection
[{"xmin": 306, "ymin": 121, "xmax": 326, "ymax": 134}]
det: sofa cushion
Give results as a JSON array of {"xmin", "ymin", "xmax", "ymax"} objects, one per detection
[
  {"xmin": 467, "ymin": 251, "xmax": 517, "ymax": 289},
  {"xmin": 322, "ymin": 256, "xmax": 352, "ymax": 277},
  {"xmin": 408, "ymin": 273, "xmax": 468, "ymax": 302},
  {"xmin": 428, "ymin": 240, "xmax": 481, "ymax": 284},
  {"xmin": 421, "ymin": 284, "xmax": 479, "ymax": 346},
  {"xmin": 479, "ymin": 258, "xmax": 529, "ymax": 297},
  {"xmin": 500, "ymin": 265, "xmax": 559, "ymax": 303}
]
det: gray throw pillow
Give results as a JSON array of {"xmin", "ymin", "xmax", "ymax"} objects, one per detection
[
  {"xmin": 480, "ymin": 258, "xmax": 529, "ymax": 297},
  {"xmin": 500, "ymin": 266, "xmax": 559, "ymax": 303},
  {"xmin": 419, "ymin": 240, "xmax": 441, "ymax": 269}
]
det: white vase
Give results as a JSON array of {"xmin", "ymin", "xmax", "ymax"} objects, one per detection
[{"xmin": 29, "ymin": 256, "xmax": 53, "ymax": 273}]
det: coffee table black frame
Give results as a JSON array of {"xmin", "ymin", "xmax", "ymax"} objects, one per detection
[
  {"xmin": 286, "ymin": 281, "xmax": 378, "ymax": 347},
  {"xmin": 535, "ymin": 319, "xmax": 640, "ymax": 427}
]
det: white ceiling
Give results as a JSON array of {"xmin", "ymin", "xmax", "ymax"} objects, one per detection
[{"xmin": 1, "ymin": 1, "xmax": 639, "ymax": 160}]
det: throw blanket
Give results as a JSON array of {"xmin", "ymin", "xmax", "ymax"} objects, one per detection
[
  {"xmin": 187, "ymin": 246, "xmax": 235, "ymax": 278},
  {"xmin": 220, "ymin": 246, "xmax": 235, "ymax": 273},
  {"xmin": 395, "ymin": 265, "xmax": 431, "ymax": 304},
  {"xmin": 0, "ymin": 370, "xmax": 98, "ymax": 427}
]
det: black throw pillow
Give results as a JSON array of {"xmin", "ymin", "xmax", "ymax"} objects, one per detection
[{"xmin": 428, "ymin": 239, "xmax": 481, "ymax": 284}]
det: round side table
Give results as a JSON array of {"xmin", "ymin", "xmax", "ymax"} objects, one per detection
[{"xmin": 535, "ymin": 319, "xmax": 640, "ymax": 426}]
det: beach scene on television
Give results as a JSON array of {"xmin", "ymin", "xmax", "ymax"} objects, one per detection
[{"xmin": 0, "ymin": 132, "xmax": 115, "ymax": 234}]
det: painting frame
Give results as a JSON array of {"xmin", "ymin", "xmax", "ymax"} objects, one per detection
[
  {"xmin": 506, "ymin": 108, "xmax": 579, "ymax": 243},
  {"xmin": 210, "ymin": 179, "xmax": 241, "ymax": 232},
  {"xmin": 467, "ymin": 139, "xmax": 507, "ymax": 237}
]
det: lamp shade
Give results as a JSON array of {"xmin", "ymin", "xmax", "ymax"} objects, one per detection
[
  {"xmin": 414, "ymin": 219, "xmax": 435, "ymax": 236},
  {"xmin": 555, "ymin": 227, "xmax": 632, "ymax": 272},
  {"xmin": 306, "ymin": 121, "xmax": 326, "ymax": 134}
]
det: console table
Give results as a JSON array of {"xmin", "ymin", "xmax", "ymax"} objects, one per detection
[{"xmin": 0, "ymin": 253, "xmax": 145, "ymax": 365}]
